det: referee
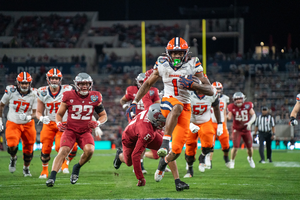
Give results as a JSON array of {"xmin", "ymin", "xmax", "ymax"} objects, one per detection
[{"xmin": 254, "ymin": 107, "xmax": 275, "ymax": 163}]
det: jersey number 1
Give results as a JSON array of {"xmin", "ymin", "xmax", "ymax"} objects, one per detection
[{"xmin": 172, "ymin": 79, "xmax": 179, "ymax": 96}]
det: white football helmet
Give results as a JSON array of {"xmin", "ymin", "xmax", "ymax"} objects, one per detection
[
  {"xmin": 136, "ymin": 73, "xmax": 146, "ymax": 88},
  {"xmin": 233, "ymin": 92, "xmax": 246, "ymax": 107},
  {"xmin": 147, "ymin": 103, "xmax": 166, "ymax": 129}
]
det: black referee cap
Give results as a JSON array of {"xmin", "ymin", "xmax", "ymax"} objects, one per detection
[{"xmin": 262, "ymin": 106, "xmax": 268, "ymax": 111}]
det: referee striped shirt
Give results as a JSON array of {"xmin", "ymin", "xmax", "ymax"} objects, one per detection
[{"xmin": 255, "ymin": 115, "xmax": 275, "ymax": 132}]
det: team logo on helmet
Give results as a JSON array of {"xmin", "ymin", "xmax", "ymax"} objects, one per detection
[{"xmin": 91, "ymin": 95, "xmax": 98, "ymax": 102}]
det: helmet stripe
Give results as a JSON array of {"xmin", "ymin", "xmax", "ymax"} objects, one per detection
[
  {"xmin": 54, "ymin": 68, "xmax": 57, "ymax": 75},
  {"xmin": 175, "ymin": 37, "xmax": 179, "ymax": 48},
  {"xmin": 23, "ymin": 72, "xmax": 26, "ymax": 81}
]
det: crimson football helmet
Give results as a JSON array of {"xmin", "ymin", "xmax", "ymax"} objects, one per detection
[
  {"xmin": 233, "ymin": 92, "xmax": 246, "ymax": 107},
  {"xmin": 73, "ymin": 73, "xmax": 93, "ymax": 95},
  {"xmin": 147, "ymin": 103, "xmax": 166, "ymax": 129},
  {"xmin": 46, "ymin": 68, "xmax": 62, "ymax": 89},
  {"xmin": 165, "ymin": 37, "xmax": 190, "ymax": 67},
  {"xmin": 136, "ymin": 73, "xmax": 146, "ymax": 88},
  {"xmin": 16, "ymin": 72, "xmax": 32, "ymax": 92}
]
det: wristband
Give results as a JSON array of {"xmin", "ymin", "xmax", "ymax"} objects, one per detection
[
  {"xmin": 56, "ymin": 121, "xmax": 62, "ymax": 126},
  {"xmin": 132, "ymin": 100, "xmax": 138, "ymax": 104},
  {"xmin": 0, "ymin": 117, "xmax": 2, "ymax": 123},
  {"xmin": 122, "ymin": 104, "xmax": 128, "ymax": 109},
  {"xmin": 218, "ymin": 122, "xmax": 222, "ymax": 124}
]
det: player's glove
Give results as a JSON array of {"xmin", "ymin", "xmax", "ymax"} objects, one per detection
[
  {"xmin": 126, "ymin": 101, "xmax": 137, "ymax": 120},
  {"xmin": 94, "ymin": 126, "xmax": 103, "ymax": 138},
  {"xmin": 19, "ymin": 113, "xmax": 32, "ymax": 121},
  {"xmin": 217, "ymin": 123, "xmax": 223, "ymax": 136},
  {"xmin": 88, "ymin": 121, "xmax": 101, "ymax": 129},
  {"xmin": 244, "ymin": 122, "xmax": 252, "ymax": 130},
  {"xmin": 57, "ymin": 122, "xmax": 67, "ymax": 132},
  {"xmin": 39, "ymin": 116, "xmax": 50, "ymax": 124},
  {"xmin": 179, "ymin": 75, "xmax": 194, "ymax": 89},
  {"xmin": 290, "ymin": 117, "xmax": 298, "ymax": 126},
  {"xmin": 0, "ymin": 117, "xmax": 3, "ymax": 132},
  {"xmin": 137, "ymin": 178, "xmax": 146, "ymax": 187},
  {"xmin": 189, "ymin": 123, "xmax": 200, "ymax": 134}
]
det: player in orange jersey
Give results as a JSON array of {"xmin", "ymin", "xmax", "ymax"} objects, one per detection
[
  {"xmin": 0, "ymin": 72, "xmax": 37, "ymax": 177},
  {"xmin": 127, "ymin": 37, "xmax": 214, "ymax": 191}
]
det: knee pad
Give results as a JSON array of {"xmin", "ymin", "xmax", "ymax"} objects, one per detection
[
  {"xmin": 23, "ymin": 153, "xmax": 33, "ymax": 163},
  {"xmin": 68, "ymin": 150, "xmax": 77, "ymax": 159},
  {"xmin": 185, "ymin": 154, "xmax": 195, "ymax": 165},
  {"xmin": 7, "ymin": 146, "xmax": 18, "ymax": 156},
  {"xmin": 202, "ymin": 147, "xmax": 213, "ymax": 155},
  {"xmin": 40, "ymin": 152, "xmax": 51, "ymax": 164},
  {"xmin": 223, "ymin": 147, "xmax": 230, "ymax": 153}
]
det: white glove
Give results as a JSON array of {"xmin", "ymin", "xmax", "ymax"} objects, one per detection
[
  {"xmin": 189, "ymin": 123, "xmax": 200, "ymax": 134},
  {"xmin": 217, "ymin": 123, "xmax": 223, "ymax": 136},
  {"xmin": 19, "ymin": 113, "xmax": 32, "ymax": 121},
  {"xmin": 40, "ymin": 116, "xmax": 50, "ymax": 124},
  {"xmin": 94, "ymin": 126, "xmax": 103, "ymax": 138},
  {"xmin": 0, "ymin": 117, "xmax": 3, "ymax": 132},
  {"xmin": 244, "ymin": 122, "xmax": 252, "ymax": 130}
]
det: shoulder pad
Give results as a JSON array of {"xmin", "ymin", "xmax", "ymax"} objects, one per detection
[
  {"xmin": 38, "ymin": 86, "xmax": 48, "ymax": 91},
  {"xmin": 62, "ymin": 85, "xmax": 73, "ymax": 91},
  {"xmin": 6, "ymin": 85, "xmax": 17, "ymax": 93},
  {"xmin": 157, "ymin": 56, "xmax": 169, "ymax": 64}
]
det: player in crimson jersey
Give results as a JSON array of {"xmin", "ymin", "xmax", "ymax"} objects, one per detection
[
  {"xmin": 227, "ymin": 92, "xmax": 256, "ymax": 169},
  {"xmin": 113, "ymin": 103, "xmax": 168, "ymax": 187},
  {"xmin": 0, "ymin": 72, "xmax": 37, "ymax": 177},
  {"xmin": 120, "ymin": 72, "xmax": 160, "ymax": 173},
  {"xmin": 46, "ymin": 73, "xmax": 107, "ymax": 187},
  {"xmin": 120, "ymin": 72, "xmax": 160, "ymax": 121}
]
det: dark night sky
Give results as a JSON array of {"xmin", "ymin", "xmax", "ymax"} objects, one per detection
[{"xmin": 1, "ymin": 0, "xmax": 299, "ymax": 52}]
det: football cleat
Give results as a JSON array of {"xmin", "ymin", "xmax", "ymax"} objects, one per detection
[
  {"xmin": 142, "ymin": 169, "xmax": 147, "ymax": 174},
  {"xmin": 39, "ymin": 173, "xmax": 48, "ymax": 179},
  {"xmin": 113, "ymin": 148, "xmax": 123, "ymax": 169},
  {"xmin": 229, "ymin": 160, "xmax": 235, "ymax": 169},
  {"xmin": 247, "ymin": 156, "xmax": 255, "ymax": 168},
  {"xmin": 225, "ymin": 162, "xmax": 231, "ymax": 168},
  {"xmin": 70, "ymin": 174, "xmax": 79, "ymax": 184},
  {"xmin": 165, "ymin": 167, "xmax": 171, "ymax": 172},
  {"xmin": 198, "ymin": 163, "xmax": 205, "ymax": 172},
  {"xmin": 63, "ymin": 168, "xmax": 70, "ymax": 174},
  {"xmin": 157, "ymin": 148, "xmax": 168, "ymax": 157},
  {"xmin": 154, "ymin": 169, "xmax": 165, "ymax": 182},
  {"xmin": 267, "ymin": 159, "xmax": 272, "ymax": 163},
  {"xmin": 9, "ymin": 156, "xmax": 17, "ymax": 173},
  {"xmin": 176, "ymin": 181, "xmax": 190, "ymax": 191},
  {"xmin": 23, "ymin": 168, "xmax": 32, "ymax": 177},
  {"xmin": 184, "ymin": 166, "xmax": 194, "ymax": 178},
  {"xmin": 259, "ymin": 160, "xmax": 266, "ymax": 164},
  {"xmin": 46, "ymin": 179, "xmax": 55, "ymax": 187}
]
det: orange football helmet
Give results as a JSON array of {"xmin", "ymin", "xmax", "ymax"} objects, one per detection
[
  {"xmin": 165, "ymin": 37, "xmax": 190, "ymax": 66},
  {"xmin": 46, "ymin": 68, "xmax": 63, "ymax": 88},
  {"xmin": 212, "ymin": 81, "xmax": 223, "ymax": 96},
  {"xmin": 16, "ymin": 72, "xmax": 32, "ymax": 92}
]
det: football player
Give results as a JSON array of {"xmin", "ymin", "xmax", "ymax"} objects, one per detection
[
  {"xmin": 36, "ymin": 68, "xmax": 78, "ymax": 178},
  {"xmin": 113, "ymin": 103, "xmax": 167, "ymax": 187},
  {"xmin": 0, "ymin": 72, "xmax": 37, "ymax": 177},
  {"xmin": 120, "ymin": 71, "xmax": 160, "ymax": 174},
  {"xmin": 46, "ymin": 73, "xmax": 107, "ymax": 187},
  {"xmin": 184, "ymin": 84, "xmax": 221, "ymax": 177},
  {"xmin": 290, "ymin": 94, "xmax": 300, "ymax": 126},
  {"xmin": 210, "ymin": 82, "xmax": 231, "ymax": 168},
  {"xmin": 227, "ymin": 92, "xmax": 256, "ymax": 168},
  {"xmin": 127, "ymin": 37, "xmax": 214, "ymax": 191}
]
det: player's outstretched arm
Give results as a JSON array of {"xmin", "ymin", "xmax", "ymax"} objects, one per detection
[
  {"xmin": 134, "ymin": 70, "xmax": 160, "ymax": 103},
  {"xmin": 290, "ymin": 101, "xmax": 300, "ymax": 118},
  {"xmin": 192, "ymin": 73, "xmax": 214, "ymax": 96},
  {"xmin": 56, "ymin": 102, "xmax": 68, "ymax": 123}
]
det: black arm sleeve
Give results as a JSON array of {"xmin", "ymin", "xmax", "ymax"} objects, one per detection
[
  {"xmin": 212, "ymin": 97, "xmax": 220, "ymax": 107},
  {"xmin": 95, "ymin": 104, "xmax": 105, "ymax": 114}
]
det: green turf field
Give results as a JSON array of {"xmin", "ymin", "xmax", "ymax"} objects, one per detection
[{"xmin": 0, "ymin": 149, "xmax": 299, "ymax": 200}]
